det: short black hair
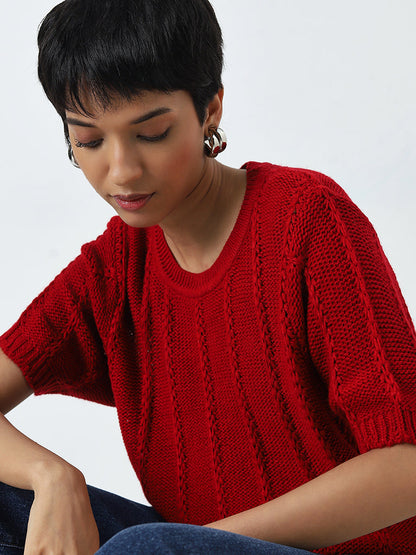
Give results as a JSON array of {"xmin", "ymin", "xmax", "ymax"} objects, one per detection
[{"xmin": 37, "ymin": 0, "xmax": 224, "ymax": 127}]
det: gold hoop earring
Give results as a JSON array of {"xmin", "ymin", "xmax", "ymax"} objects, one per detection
[{"xmin": 204, "ymin": 127, "xmax": 227, "ymax": 158}]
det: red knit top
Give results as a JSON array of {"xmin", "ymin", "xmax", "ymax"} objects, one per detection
[{"xmin": 2, "ymin": 162, "xmax": 416, "ymax": 554}]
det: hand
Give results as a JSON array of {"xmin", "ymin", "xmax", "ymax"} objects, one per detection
[{"xmin": 24, "ymin": 463, "xmax": 100, "ymax": 555}]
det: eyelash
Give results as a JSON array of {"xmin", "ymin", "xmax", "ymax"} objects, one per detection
[
  {"xmin": 74, "ymin": 129, "xmax": 170, "ymax": 149},
  {"xmin": 75, "ymin": 139, "xmax": 102, "ymax": 149}
]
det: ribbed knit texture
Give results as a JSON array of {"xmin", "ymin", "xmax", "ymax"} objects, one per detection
[{"xmin": 2, "ymin": 162, "xmax": 416, "ymax": 554}]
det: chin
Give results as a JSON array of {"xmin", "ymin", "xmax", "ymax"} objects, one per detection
[{"xmin": 116, "ymin": 211, "xmax": 158, "ymax": 229}]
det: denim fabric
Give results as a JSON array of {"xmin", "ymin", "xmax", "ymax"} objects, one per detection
[
  {"xmin": 0, "ymin": 482, "xmax": 314, "ymax": 554},
  {"xmin": 97, "ymin": 522, "xmax": 315, "ymax": 554},
  {"xmin": 0, "ymin": 484, "xmax": 33, "ymax": 553},
  {"xmin": 0, "ymin": 482, "xmax": 163, "ymax": 553}
]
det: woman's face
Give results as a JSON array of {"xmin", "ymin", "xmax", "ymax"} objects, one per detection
[{"xmin": 65, "ymin": 90, "xmax": 220, "ymax": 229}]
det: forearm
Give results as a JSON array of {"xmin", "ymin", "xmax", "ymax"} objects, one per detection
[
  {"xmin": 0, "ymin": 410, "xmax": 84, "ymax": 492},
  {"xmin": 206, "ymin": 444, "xmax": 416, "ymax": 549},
  {"xmin": 0, "ymin": 347, "xmax": 83, "ymax": 491},
  {"xmin": 0, "ymin": 411, "xmax": 100, "ymax": 553}
]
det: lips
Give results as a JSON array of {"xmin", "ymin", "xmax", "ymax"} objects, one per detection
[
  {"xmin": 112, "ymin": 193, "xmax": 154, "ymax": 212},
  {"xmin": 113, "ymin": 193, "xmax": 150, "ymax": 201}
]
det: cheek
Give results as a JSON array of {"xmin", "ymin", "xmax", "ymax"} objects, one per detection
[
  {"xmin": 163, "ymin": 129, "xmax": 205, "ymax": 176},
  {"xmin": 76, "ymin": 155, "xmax": 107, "ymax": 194},
  {"xmin": 78, "ymin": 167, "xmax": 110, "ymax": 203},
  {"xmin": 80, "ymin": 166, "xmax": 101, "ymax": 190}
]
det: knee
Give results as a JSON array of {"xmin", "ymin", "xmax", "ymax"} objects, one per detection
[
  {"xmin": 96, "ymin": 522, "xmax": 310, "ymax": 554},
  {"xmin": 97, "ymin": 523, "xmax": 201, "ymax": 554}
]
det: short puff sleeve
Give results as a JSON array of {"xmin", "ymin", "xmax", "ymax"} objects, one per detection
[
  {"xmin": 298, "ymin": 179, "xmax": 416, "ymax": 453},
  {"xmin": 0, "ymin": 218, "xmax": 124, "ymax": 406}
]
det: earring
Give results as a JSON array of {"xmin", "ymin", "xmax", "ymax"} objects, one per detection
[
  {"xmin": 68, "ymin": 146, "xmax": 80, "ymax": 169},
  {"xmin": 204, "ymin": 127, "xmax": 227, "ymax": 158}
]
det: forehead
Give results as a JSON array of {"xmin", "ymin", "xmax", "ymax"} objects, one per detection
[{"xmin": 65, "ymin": 90, "xmax": 192, "ymax": 121}]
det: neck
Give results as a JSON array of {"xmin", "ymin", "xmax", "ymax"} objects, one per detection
[{"xmin": 160, "ymin": 159, "xmax": 247, "ymax": 273}]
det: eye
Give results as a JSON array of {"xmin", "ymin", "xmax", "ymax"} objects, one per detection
[
  {"xmin": 137, "ymin": 129, "xmax": 170, "ymax": 143},
  {"xmin": 74, "ymin": 139, "xmax": 103, "ymax": 149}
]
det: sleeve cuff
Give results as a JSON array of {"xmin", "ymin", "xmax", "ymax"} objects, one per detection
[
  {"xmin": 0, "ymin": 322, "xmax": 56, "ymax": 395},
  {"xmin": 351, "ymin": 405, "xmax": 416, "ymax": 453}
]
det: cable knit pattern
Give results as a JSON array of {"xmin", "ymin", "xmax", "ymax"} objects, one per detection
[{"xmin": 2, "ymin": 162, "xmax": 416, "ymax": 553}]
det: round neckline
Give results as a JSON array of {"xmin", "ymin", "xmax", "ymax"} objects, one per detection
[{"xmin": 149, "ymin": 162, "xmax": 261, "ymax": 296}]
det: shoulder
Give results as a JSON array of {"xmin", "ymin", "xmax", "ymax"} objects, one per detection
[
  {"xmin": 79, "ymin": 216, "xmax": 128, "ymax": 279},
  {"xmin": 81, "ymin": 216, "xmax": 124, "ymax": 257},
  {"xmin": 243, "ymin": 162, "xmax": 378, "ymax": 258},
  {"xmin": 243, "ymin": 161, "xmax": 359, "ymax": 237},
  {"xmin": 79, "ymin": 215, "xmax": 149, "ymax": 286},
  {"xmin": 243, "ymin": 161, "xmax": 349, "ymax": 203}
]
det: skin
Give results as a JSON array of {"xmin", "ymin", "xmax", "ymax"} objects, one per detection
[
  {"xmin": 1, "ymin": 89, "xmax": 416, "ymax": 553},
  {"xmin": 66, "ymin": 89, "xmax": 247, "ymax": 273}
]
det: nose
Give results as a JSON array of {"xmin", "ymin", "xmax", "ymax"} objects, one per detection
[{"xmin": 108, "ymin": 140, "xmax": 143, "ymax": 187}]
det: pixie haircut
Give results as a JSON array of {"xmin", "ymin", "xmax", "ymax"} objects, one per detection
[{"xmin": 37, "ymin": 0, "xmax": 224, "ymax": 127}]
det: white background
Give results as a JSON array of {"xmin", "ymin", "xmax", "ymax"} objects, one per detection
[{"xmin": 1, "ymin": 1, "xmax": 415, "ymax": 504}]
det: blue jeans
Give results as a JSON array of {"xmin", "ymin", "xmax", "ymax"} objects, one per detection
[{"xmin": 0, "ymin": 482, "xmax": 314, "ymax": 554}]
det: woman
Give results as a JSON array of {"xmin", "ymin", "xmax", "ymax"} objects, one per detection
[{"xmin": 1, "ymin": 0, "xmax": 416, "ymax": 553}]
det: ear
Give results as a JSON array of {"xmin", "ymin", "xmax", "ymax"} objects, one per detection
[{"xmin": 203, "ymin": 89, "xmax": 224, "ymax": 134}]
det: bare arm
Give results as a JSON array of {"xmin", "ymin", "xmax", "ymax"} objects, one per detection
[
  {"xmin": 0, "ymin": 347, "xmax": 32, "ymax": 415},
  {"xmin": 0, "ymin": 347, "xmax": 99, "ymax": 554},
  {"xmin": 206, "ymin": 443, "xmax": 416, "ymax": 549}
]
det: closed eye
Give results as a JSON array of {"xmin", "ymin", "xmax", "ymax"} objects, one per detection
[
  {"xmin": 75, "ymin": 139, "xmax": 103, "ymax": 149},
  {"xmin": 74, "ymin": 128, "xmax": 170, "ymax": 149},
  {"xmin": 138, "ymin": 129, "xmax": 170, "ymax": 143}
]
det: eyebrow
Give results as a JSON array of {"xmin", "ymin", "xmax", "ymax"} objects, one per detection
[{"xmin": 65, "ymin": 107, "xmax": 173, "ymax": 128}]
